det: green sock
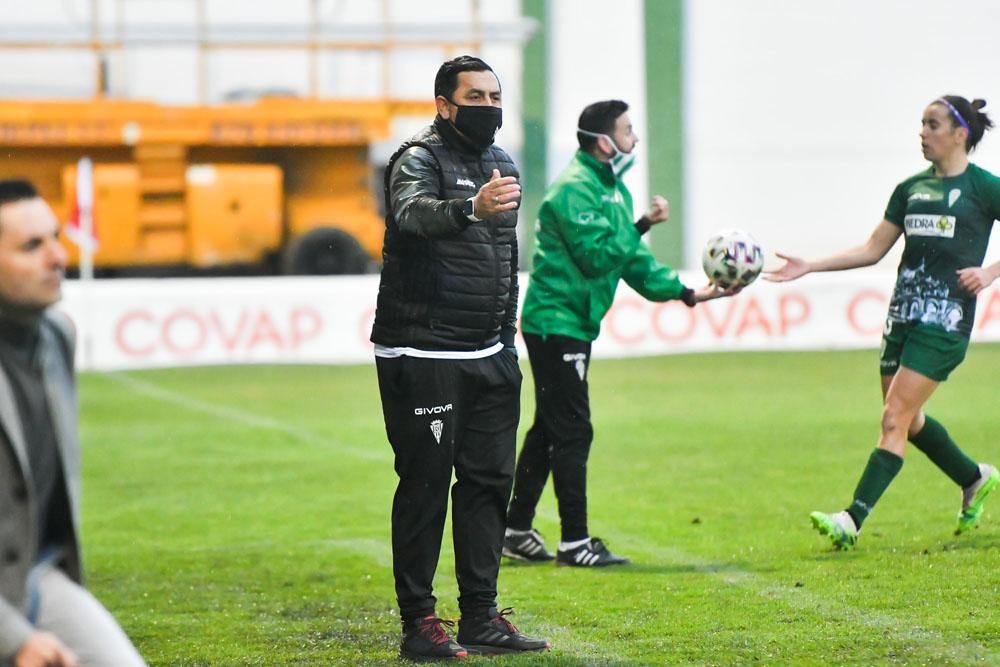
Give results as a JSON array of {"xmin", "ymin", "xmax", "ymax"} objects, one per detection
[
  {"xmin": 909, "ymin": 415, "xmax": 980, "ymax": 488},
  {"xmin": 848, "ymin": 448, "xmax": 903, "ymax": 528}
]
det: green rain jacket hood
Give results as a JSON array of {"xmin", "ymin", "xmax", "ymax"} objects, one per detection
[{"xmin": 521, "ymin": 150, "xmax": 688, "ymax": 342}]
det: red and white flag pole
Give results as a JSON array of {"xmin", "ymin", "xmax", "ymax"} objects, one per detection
[{"xmin": 69, "ymin": 156, "xmax": 96, "ymax": 281}]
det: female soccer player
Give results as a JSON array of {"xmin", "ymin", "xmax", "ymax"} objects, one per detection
[{"xmin": 767, "ymin": 94, "xmax": 1000, "ymax": 550}]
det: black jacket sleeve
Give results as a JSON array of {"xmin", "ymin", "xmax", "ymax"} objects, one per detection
[
  {"xmin": 501, "ymin": 238, "xmax": 519, "ymax": 346},
  {"xmin": 389, "ymin": 146, "xmax": 473, "ymax": 239}
]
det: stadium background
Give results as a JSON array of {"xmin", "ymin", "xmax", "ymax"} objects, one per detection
[
  {"xmin": 4, "ymin": 0, "xmax": 1000, "ymax": 369},
  {"xmin": 4, "ymin": 3, "xmax": 1000, "ymax": 664},
  {"xmin": 7, "ymin": 0, "xmax": 1000, "ymax": 266}
]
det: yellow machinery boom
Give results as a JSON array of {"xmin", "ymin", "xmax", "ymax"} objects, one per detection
[{"xmin": 0, "ymin": 97, "xmax": 433, "ymax": 274}]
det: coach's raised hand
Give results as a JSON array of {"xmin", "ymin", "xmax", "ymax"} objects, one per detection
[{"xmin": 473, "ymin": 169, "xmax": 520, "ymax": 218}]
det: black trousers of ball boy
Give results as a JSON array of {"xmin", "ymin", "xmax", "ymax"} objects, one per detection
[
  {"xmin": 376, "ymin": 350, "xmax": 521, "ymax": 624},
  {"xmin": 507, "ymin": 333, "xmax": 593, "ymax": 542}
]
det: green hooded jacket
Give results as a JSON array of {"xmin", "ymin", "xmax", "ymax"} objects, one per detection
[{"xmin": 521, "ymin": 150, "xmax": 689, "ymax": 342}]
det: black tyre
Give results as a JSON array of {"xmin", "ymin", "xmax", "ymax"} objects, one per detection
[{"xmin": 282, "ymin": 227, "xmax": 373, "ymax": 275}]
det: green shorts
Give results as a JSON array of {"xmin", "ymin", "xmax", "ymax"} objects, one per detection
[{"xmin": 879, "ymin": 320, "xmax": 968, "ymax": 382}]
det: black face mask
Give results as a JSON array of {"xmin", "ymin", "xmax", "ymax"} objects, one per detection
[{"xmin": 450, "ymin": 104, "xmax": 503, "ymax": 150}]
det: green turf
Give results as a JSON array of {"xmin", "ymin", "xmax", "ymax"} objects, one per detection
[{"xmin": 78, "ymin": 345, "xmax": 1000, "ymax": 665}]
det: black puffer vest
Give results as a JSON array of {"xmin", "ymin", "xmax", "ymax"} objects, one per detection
[{"xmin": 371, "ymin": 119, "xmax": 519, "ymax": 350}]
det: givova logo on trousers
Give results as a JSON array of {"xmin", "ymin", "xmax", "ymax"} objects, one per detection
[
  {"xmin": 414, "ymin": 404, "xmax": 451, "ymax": 444},
  {"xmin": 414, "ymin": 404, "xmax": 453, "ymax": 415},
  {"xmin": 904, "ymin": 214, "xmax": 956, "ymax": 238}
]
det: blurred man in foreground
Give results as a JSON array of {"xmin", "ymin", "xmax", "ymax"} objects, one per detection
[{"xmin": 0, "ymin": 179, "xmax": 145, "ymax": 667}]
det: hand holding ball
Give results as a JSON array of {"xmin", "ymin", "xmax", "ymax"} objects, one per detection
[{"xmin": 701, "ymin": 230, "xmax": 764, "ymax": 289}]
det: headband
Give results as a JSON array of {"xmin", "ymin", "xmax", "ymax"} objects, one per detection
[{"xmin": 936, "ymin": 98, "xmax": 970, "ymax": 132}]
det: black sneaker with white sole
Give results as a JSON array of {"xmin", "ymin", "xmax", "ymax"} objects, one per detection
[
  {"xmin": 502, "ymin": 529, "xmax": 555, "ymax": 562},
  {"xmin": 400, "ymin": 615, "xmax": 468, "ymax": 662},
  {"xmin": 457, "ymin": 607, "xmax": 551, "ymax": 655},
  {"xmin": 555, "ymin": 537, "xmax": 629, "ymax": 567}
]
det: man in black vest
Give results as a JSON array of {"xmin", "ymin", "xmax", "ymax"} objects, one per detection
[{"xmin": 371, "ymin": 56, "xmax": 549, "ymax": 661}]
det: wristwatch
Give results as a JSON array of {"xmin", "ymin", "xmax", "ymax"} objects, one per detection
[{"xmin": 462, "ymin": 196, "xmax": 482, "ymax": 222}]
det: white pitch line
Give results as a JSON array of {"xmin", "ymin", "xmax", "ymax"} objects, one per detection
[
  {"xmin": 309, "ymin": 538, "xmax": 394, "ymax": 569},
  {"xmin": 176, "ymin": 534, "xmax": 626, "ymax": 663},
  {"xmin": 97, "ymin": 371, "xmax": 391, "ymax": 463},
  {"xmin": 529, "ymin": 509, "xmax": 996, "ymax": 663},
  {"xmin": 98, "ymin": 374, "xmax": 992, "ymax": 662},
  {"xmin": 616, "ymin": 535, "xmax": 996, "ymax": 664},
  {"xmin": 93, "ymin": 374, "xmax": 626, "ymax": 661}
]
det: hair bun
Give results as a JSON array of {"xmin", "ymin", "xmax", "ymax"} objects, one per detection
[{"xmin": 972, "ymin": 98, "xmax": 987, "ymax": 111}]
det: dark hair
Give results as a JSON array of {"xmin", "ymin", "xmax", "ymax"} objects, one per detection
[
  {"xmin": 434, "ymin": 55, "xmax": 495, "ymax": 101},
  {"xmin": 0, "ymin": 179, "xmax": 38, "ymax": 208},
  {"xmin": 576, "ymin": 100, "xmax": 629, "ymax": 152},
  {"xmin": 0, "ymin": 179, "xmax": 39, "ymax": 234},
  {"xmin": 935, "ymin": 95, "xmax": 994, "ymax": 152}
]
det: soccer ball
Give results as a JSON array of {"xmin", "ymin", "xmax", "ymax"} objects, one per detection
[{"xmin": 701, "ymin": 230, "xmax": 764, "ymax": 288}]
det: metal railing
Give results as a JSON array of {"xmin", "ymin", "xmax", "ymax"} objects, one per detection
[{"xmin": 0, "ymin": 0, "xmax": 537, "ymax": 101}]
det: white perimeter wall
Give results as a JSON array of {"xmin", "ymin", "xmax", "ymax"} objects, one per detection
[
  {"xmin": 0, "ymin": 0, "xmax": 527, "ymax": 104},
  {"xmin": 5, "ymin": 0, "xmax": 1000, "ymax": 268},
  {"xmin": 545, "ymin": 0, "xmax": 650, "ymax": 220},
  {"xmin": 59, "ymin": 273, "xmax": 1000, "ymax": 370},
  {"xmin": 686, "ymin": 0, "xmax": 1000, "ymax": 271},
  {"xmin": 0, "ymin": 0, "xmax": 531, "ymax": 204}
]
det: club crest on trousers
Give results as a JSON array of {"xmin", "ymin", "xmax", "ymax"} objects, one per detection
[{"xmin": 562, "ymin": 352, "xmax": 587, "ymax": 381}]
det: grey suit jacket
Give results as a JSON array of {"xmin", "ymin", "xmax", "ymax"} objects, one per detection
[{"xmin": 0, "ymin": 311, "xmax": 83, "ymax": 657}]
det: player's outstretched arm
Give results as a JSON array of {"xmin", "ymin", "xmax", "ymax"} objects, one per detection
[
  {"xmin": 764, "ymin": 219, "xmax": 902, "ymax": 283},
  {"xmin": 764, "ymin": 253, "xmax": 809, "ymax": 282}
]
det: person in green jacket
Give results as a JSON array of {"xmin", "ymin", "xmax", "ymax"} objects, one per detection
[{"xmin": 503, "ymin": 100, "xmax": 736, "ymax": 567}]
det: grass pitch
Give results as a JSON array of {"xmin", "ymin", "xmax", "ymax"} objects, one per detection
[{"xmin": 79, "ymin": 346, "xmax": 1000, "ymax": 665}]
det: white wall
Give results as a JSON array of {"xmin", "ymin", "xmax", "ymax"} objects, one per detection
[
  {"xmin": 7, "ymin": 0, "xmax": 1000, "ymax": 275},
  {"xmin": 685, "ymin": 0, "xmax": 1000, "ymax": 271},
  {"xmin": 0, "ymin": 0, "xmax": 529, "ymax": 107},
  {"xmin": 58, "ymin": 273, "xmax": 1000, "ymax": 370},
  {"xmin": 546, "ymin": 0, "xmax": 650, "ymax": 217},
  {"xmin": 0, "ymin": 0, "xmax": 532, "ymax": 194}
]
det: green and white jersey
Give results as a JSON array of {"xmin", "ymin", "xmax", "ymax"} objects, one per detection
[{"xmin": 884, "ymin": 163, "xmax": 1000, "ymax": 338}]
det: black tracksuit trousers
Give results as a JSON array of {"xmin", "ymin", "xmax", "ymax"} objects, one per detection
[
  {"xmin": 376, "ymin": 350, "xmax": 521, "ymax": 623},
  {"xmin": 507, "ymin": 333, "xmax": 593, "ymax": 542}
]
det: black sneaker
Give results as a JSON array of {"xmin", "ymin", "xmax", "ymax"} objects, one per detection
[
  {"xmin": 400, "ymin": 615, "xmax": 468, "ymax": 662},
  {"xmin": 503, "ymin": 529, "xmax": 555, "ymax": 562},
  {"xmin": 555, "ymin": 537, "xmax": 630, "ymax": 567},
  {"xmin": 457, "ymin": 607, "xmax": 551, "ymax": 655}
]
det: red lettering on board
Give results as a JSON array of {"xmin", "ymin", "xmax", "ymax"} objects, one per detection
[
  {"xmin": 113, "ymin": 306, "xmax": 325, "ymax": 358},
  {"xmin": 734, "ymin": 298, "xmax": 773, "ymax": 337},
  {"xmin": 847, "ymin": 290, "xmax": 887, "ymax": 336},
  {"xmin": 778, "ymin": 293, "xmax": 810, "ymax": 335},
  {"xmin": 604, "ymin": 298, "xmax": 646, "ymax": 344}
]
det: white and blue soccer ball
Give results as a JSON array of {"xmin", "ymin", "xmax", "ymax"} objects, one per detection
[{"xmin": 701, "ymin": 229, "xmax": 764, "ymax": 289}]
